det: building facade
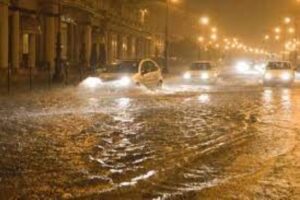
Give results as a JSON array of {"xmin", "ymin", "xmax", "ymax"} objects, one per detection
[{"xmin": 0, "ymin": 0, "xmax": 164, "ymax": 73}]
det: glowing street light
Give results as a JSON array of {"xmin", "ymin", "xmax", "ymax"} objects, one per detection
[
  {"xmin": 288, "ymin": 27, "xmax": 295, "ymax": 34},
  {"xmin": 210, "ymin": 33, "xmax": 218, "ymax": 41},
  {"xmin": 200, "ymin": 16, "xmax": 210, "ymax": 25},
  {"xmin": 274, "ymin": 27, "xmax": 281, "ymax": 33},
  {"xmin": 284, "ymin": 17, "xmax": 291, "ymax": 24},
  {"xmin": 264, "ymin": 35, "xmax": 270, "ymax": 40},
  {"xmin": 211, "ymin": 27, "xmax": 217, "ymax": 33},
  {"xmin": 198, "ymin": 36, "xmax": 205, "ymax": 43}
]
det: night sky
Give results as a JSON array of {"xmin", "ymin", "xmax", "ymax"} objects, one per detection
[{"xmin": 188, "ymin": 0, "xmax": 296, "ymax": 45}]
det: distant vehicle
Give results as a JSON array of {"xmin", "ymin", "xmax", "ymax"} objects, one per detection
[
  {"xmin": 183, "ymin": 61, "xmax": 219, "ymax": 84},
  {"xmin": 99, "ymin": 59, "xmax": 163, "ymax": 88},
  {"xmin": 263, "ymin": 61, "xmax": 295, "ymax": 87}
]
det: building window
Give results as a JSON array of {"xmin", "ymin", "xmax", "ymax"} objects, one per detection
[
  {"xmin": 112, "ymin": 34, "xmax": 118, "ymax": 61},
  {"xmin": 61, "ymin": 23, "xmax": 68, "ymax": 59},
  {"xmin": 22, "ymin": 34, "xmax": 29, "ymax": 54}
]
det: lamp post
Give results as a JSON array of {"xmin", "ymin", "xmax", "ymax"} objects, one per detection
[
  {"xmin": 198, "ymin": 36, "xmax": 204, "ymax": 60},
  {"xmin": 164, "ymin": 0, "xmax": 170, "ymax": 73},
  {"xmin": 198, "ymin": 16, "xmax": 210, "ymax": 60},
  {"xmin": 164, "ymin": 0, "xmax": 178, "ymax": 73},
  {"xmin": 53, "ymin": 0, "xmax": 64, "ymax": 82}
]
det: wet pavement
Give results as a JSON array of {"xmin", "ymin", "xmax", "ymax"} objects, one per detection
[{"xmin": 0, "ymin": 74, "xmax": 300, "ymax": 199}]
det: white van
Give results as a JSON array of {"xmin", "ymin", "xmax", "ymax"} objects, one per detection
[{"xmin": 263, "ymin": 61, "xmax": 295, "ymax": 87}]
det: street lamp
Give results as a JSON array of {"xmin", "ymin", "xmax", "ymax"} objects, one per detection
[
  {"xmin": 288, "ymin": 27, "xmax": 295, "ymax": 34},
  {"xmin": 53, "ymin": 0, "xmax": 64, "ymax": 82},
  {"xmin": 198, "ymin": 36, "xmax": 205, "ymax": 43},
  {"xmin": 264, "ymin": 35, "xmax": 270, "ymax": 40},
  {"xmin": 164, "ymin": 0, "xmax": 179, "ymax": 73},
  {"xmin": 210, "ymin": 33, "xmax": 218, "ymax": 41},
  {"xmin": 211, "ymin": 27, "xmax": 217, "ymax": 33},
  {"xmin": 284, "ymin": 17, "xmax": 291, "ymax": 24},
  {"xmin": 274, "ymin": 27, "xmax": 281, "ymax": 34},
  {"xmin": 200, "ymin": 16, "xmax": 210, "ymax": 26}
]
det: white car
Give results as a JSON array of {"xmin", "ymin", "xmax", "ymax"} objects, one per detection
[
  {"xmin": 99, "ymin": 59, "xmax": 163, "ymax": 88},
  {"xmin": 263, "ymin": 61, "xmax": 295, "ymax": 87},
  {"xmin": 183, "ymin": 61, "xmax": 219, "ymax": 84}
]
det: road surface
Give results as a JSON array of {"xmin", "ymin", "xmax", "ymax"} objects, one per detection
[{"xmin": 0, "ymin": 74, "xmax": 300, "ymax": 199}]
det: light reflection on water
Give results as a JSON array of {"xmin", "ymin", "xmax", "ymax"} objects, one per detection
[
  {"xmin": 198, "ymin": 94, "xmax": 210, "ymax": 104},
  {"xmin": 116, "ymin": 97, "xmax": 131, "ymax": 109},
  {"xmin": 281, "ymin": 89, "xmax": 291, "ymax": 111},
  {"xmin": 263, "ymin": 89, "xmax": 273, "ymax": 104},
  {"xmin": 0, "ymin": 82, "xmax": 300, "ymax": 199}
]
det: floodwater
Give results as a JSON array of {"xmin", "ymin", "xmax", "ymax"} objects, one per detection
[{"xmin": 0, "ymin": 75, "xmax": 300, "ymax": 199}]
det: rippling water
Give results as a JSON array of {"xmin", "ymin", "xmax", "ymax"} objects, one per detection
[{"xmin": 0, "ymin": 81, "xmax": 300, "ymax": 199}]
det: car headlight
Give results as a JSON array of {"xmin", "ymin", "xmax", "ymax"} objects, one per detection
[
  {"xmin": 236, "ymin": 61, "xmax": 250, "ymax": 73},
  {"xmin": 81, "ymin": 77, "xmax": 103, "ymax": 88},
  {"xmin": 201, "ymin": 72, "xmax": 209, "ymax": 80},
  {"xmin": 119, "ymin": 76, "xmax": 131, "ymax": 86},
  {"xmin": 183, "ymin": 72, "xmax": 191, "ymax": 80},
  {"xmin": 281, "ymin": 73, "xmax": 292, "ymax": 81},
  {"xmin": 264, "ymin": 73, "xmax": 272, "ymax": 80}
]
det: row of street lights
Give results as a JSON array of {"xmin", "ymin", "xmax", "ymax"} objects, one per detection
[
  {"xmin": 154, "ymin": 0, "xmax": 271, "ymax": 70},
  {"xmin": 263, "ymin": 16, "xmax": 299, "ymax": 60},
  {"xmin": 197, "ymin": 16, "xmax": 269, "ymax": 61}
]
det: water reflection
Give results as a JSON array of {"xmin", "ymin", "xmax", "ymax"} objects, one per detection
[
  {"xmin": 281, "ymin": 89, "xmax": 291, "ymax": 111},
  {"xmin": 198, "ymin": 94, "xmax": 210, "ymax": 104},
  {"xmin": 116, "ymin": 97, "xmax": 131, "ymax": 109},
  {"xmin": 263, "ymin": 89, "xmax": 273, "ymax": 104}
]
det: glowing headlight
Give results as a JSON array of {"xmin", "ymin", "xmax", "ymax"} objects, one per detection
[
  {"xmin": 281, "ymin": 73, "xmax": 292, "ymax": 81},
  {"xmin": 81, "ymin": 77, "xmax": 103, "ymax": 88},
  {"xmin": 183, "ymin": 72, "xmax": 191, "ymax": 80},
  {"xmin": 264, "ymin": 73, "xmax": 272, "ymax": 80},
  {"xmin": 201, "ymin": 73, "xmax": 209, "ymax": 80},
  {"xmin": 236, "ymin": 61, "xmax": 250, "ymax": 73},
  {"xmin": 119, "ymin": 76, "xmax": 131, "ymax": 86}
]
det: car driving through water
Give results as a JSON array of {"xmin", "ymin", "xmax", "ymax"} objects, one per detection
[
  {"xmin": 98, "ymin": 59, "xmax": 163, "ymax": 88},
  {"xmin": 263, "ymin": 61, "xmax": 295, "ymax": 87},
  {"xmin": 183, "ymin": 61, "xmax": 219, "ymax": 84}
]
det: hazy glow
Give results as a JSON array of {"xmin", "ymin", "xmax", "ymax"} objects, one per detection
[
  {"xmin": 198, "ymin": 94, "xmax": 210, "ymax": 103},
  {"xmin": 116, "ymin": 98, "xmax": 131, "ymax": 109},
  {"xmin": 200, "ymin": 72, "xmax": 209, "ymax": 80},
  {"xmin": 235, "ymin": 61, "xmax": 250, "ymax": 73},
  {"xmin": 118, "ymin": 76, "xmax": 131, "ymax": 86},
  {"xmin": 184, "ymin": 72, "xmax": 191, "ymax": 80},
  {"xmin": 200, "ymin": 16, "xmax": 210, "ymax": 25},
  {"xmin": 281, "ymin": 72, "xmax": 292, "ymax": 81},
  {"xmin": 81, "ymin": 77, "xmax": 103, "ymax": 89}
]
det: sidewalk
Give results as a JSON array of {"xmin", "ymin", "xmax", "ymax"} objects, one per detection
[{"xmin": 0, "ymin": 67, "xmax": 96, "ymax": 95}]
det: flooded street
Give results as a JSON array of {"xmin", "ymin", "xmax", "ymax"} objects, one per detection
[{"xmin": 0, "ymin": 76, "xmax": 300, "ymax": 199}]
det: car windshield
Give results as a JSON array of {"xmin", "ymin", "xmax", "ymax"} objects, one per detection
[
  {"xmin": 108, "ymin": 61, "xmax": 139, "ymax": 73},
  {"xmin": 190, "ymin": 63, "xmax": 212, "ymax": 70},
  {"xmin": 267, "ymin": 62, "xmax": 291, "ymax": 70}
]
